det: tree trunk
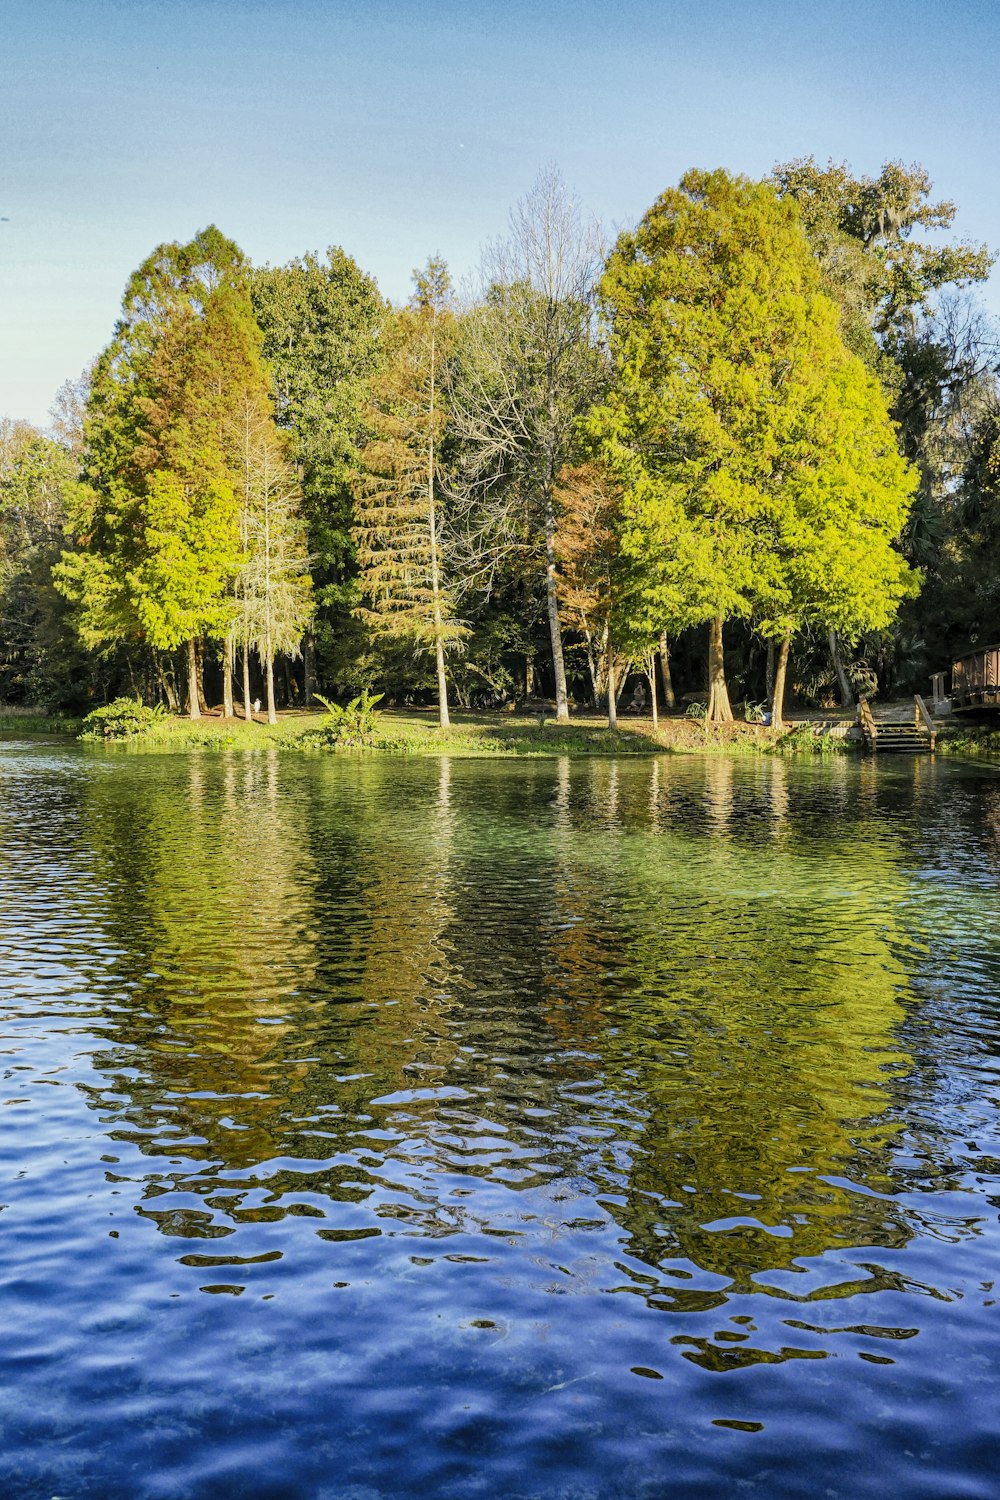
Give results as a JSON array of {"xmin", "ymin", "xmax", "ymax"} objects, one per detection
[
  {"xmin": 243, "ymin": 647, "xmax": 253, "ymax": 722},
  {"xmin": 544, "ymin": 492, "xmax": 570, "ymax": 722},
  {"xmin": 585, "ymin": 647, "xmax": 597, "ymax": 706},
  {"xmin": 283, "ymin": 656, "xmax": 294, "ymax": 708},
  {"xmin": 195, "ymin": 639, "xmax": 208, "ymax": 714},
  {"xmin": 427, "ymin": 313, "xmax": 451, "ymax": 730},
  {"xmin": 434, "ymin": 636, "xmax": 450, "ymax": 728},
  {"xmin": 772, "ymin": 633, "xmax": 791, "ymax": 732},
  {"xmin": 264, "ymin": 623, "xmax": 277, "ymax": 725},
  {"xmin": 706, "ymin": 616, "xmax": 733, "ymax": 722},
  {"xmin": 302, "ymin": 630, "xmax": 317, "ymax": 706},
  {"xmin": 222, "ymin": 632, "xmax": 234, "ymax": 718},
  {"xmin": 828, "ymin": 628, "xmax": 854, "ymax": 708},
  {"xmin": 658, "ymin": 632, "xmax": 676, "ymax": 710},
  {"xmin": 607, "ymin": 655, "xmax": 618, "ymax": 731},
  {"xmin": 646, "ymin": 653, "xmax": 658, "ymax": 732},
  {"xmin": 766, "ymin": 638, "xmax": 776, "ymax": 706},
  {"xmin": 265, "ymin": 650, "xmax": 277, "ymax": 725},
  {"xmin": 155, "ymin": 652, "xmax": 178, "ymax": 711},
  {"xmin": 186, "ymin": 637, "xmax": 201, "ymax": 720}
]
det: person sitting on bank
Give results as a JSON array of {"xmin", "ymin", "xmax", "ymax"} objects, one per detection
[{"xmin": 627, "ymin": 679, "xmax": 647, "ymax": 714}]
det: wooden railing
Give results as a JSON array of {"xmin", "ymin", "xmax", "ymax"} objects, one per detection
[
  {"xmin": 915, "ymin": 694, "xmax": 937, "ymax": 748},
  {"xmin": 858, "ymin": 696, "xmax": 935, "ymax": 752}
]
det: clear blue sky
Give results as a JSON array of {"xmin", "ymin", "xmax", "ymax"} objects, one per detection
[{"xmin": 2, "ymin": 0, "xmax": 997, "ymax": 425}]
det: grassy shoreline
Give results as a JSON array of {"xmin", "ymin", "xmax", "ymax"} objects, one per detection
[
  {"xmin": 0, "ymin": 710, "xmax": 85, "ymax": 736},
  {"xmin": 0, "ymin": 704, "xmax": 864, "ymax": 757},
  {"xmin": 6, "ymin": 702, "xmax": 1000, "ymax": 761}
]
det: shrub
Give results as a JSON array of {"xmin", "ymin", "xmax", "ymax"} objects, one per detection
[
  {"xmin": 308, "ymin": 690, "xmax": 386, "ymax": 748},
  {"xmin": 80, "ymin": 697, "xmax": 168, "ymax": 742},
  {"xmin": 743, "ymin": 700, "xmax": 769, "ymax": 723}
]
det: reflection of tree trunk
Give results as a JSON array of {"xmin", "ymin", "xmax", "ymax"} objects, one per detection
[
  {"xmin": 607, "ymin": 654, "xmax": 618, "ymax": 730},
  {"xmin": 772, "ymin": 633, "xmax": 791, "ymax": 731},
  {"xmin": 187, "ymin": 637, "xmax": 200, "ymax": 720},
  {"xmin": 658, "ymin": 632, "xmax": 675, "ymax": 710},
  {"xmin": 302, "ymin": 630, "xmax": 317, "ymax": 705},
  {"xmin": 544, "ymin": 491, "xmax": 570, "ymax": 722},
  {"xmin": 766, "ymin": 638, "xmax": 776, "ymax": 705},
  {"xmin": 706, "ymin": 616, "xmax": 733, "ymax": 722},
  {"xmin": 222, "ymin": 632, "xmax": 234, "ymax": 718},
  {"xmin": 829, "ymin": 628, "xmax": 854, "ymax": 708}
]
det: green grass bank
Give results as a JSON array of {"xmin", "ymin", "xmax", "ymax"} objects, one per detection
[{"xmin": 55, "ymin": 702, "xmax": 860, "ymax": 757}]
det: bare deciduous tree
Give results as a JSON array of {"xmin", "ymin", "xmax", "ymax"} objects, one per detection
[{"xmin": 446, "ymin": 169, "xmax": 605, "ymax": 721}]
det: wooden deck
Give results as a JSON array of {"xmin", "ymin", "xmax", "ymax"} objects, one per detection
[{"xmin": 952, "ymin": 644, "xmax": 1000, "ymax": 712}]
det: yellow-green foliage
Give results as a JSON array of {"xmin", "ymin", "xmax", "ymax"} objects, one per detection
[
  {"xmin": 55, "ymin": 228, "xmax": 274, "ymax": 655},
  {"xmin": 589, "ymin": 169, "xmax": 919, "ymax": 644}
]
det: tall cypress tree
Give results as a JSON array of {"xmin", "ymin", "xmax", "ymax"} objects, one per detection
[
  {"xmin": 56, "ymin": 227, "xmax": 274, "ymax": 717},
  {"xmin": 591, "ymin": 170, "xmax": 917, "ymax": 723},
  {"xmin": 251, "ymin": 249, "xmax": 388, "ymax": 696},
  {"xmin": 353, "ymin": 261, "xmax": 466, "ymax": 726}
]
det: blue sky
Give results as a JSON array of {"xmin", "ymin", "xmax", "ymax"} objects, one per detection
[{"xmin": 2, "ymin": 0, "xmax": 998, "ymax": 425}]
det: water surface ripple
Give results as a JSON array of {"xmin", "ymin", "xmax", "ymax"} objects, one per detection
[{"xmin": 1, "ymin": 745, "xmax": 998, "ymax": 1497}]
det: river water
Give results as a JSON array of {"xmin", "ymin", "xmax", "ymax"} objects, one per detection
[{"xmin": 0, "ymin": 743, "xmax": 998, "ymax": 1498}]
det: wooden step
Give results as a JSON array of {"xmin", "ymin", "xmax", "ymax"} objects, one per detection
[
  {"xmin": 870, "ymin": 734, "xmax": 934, "ymax": 753},
  {"xmin": 859, "ymin": 697, "xmax": 936, "ymax": 753}
]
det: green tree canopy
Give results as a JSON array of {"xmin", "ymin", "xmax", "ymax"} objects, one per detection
[
  {"xmin": 251, "ymin": 248, "xmax": 388, "ymax": 692},
  {"xmin": 354, "ymin": 260, "xmax": 466, "ymax": 725},
  {"xmin": 590, "ymin": 168, "xmax": 918, "ymax": 721},
  {"xmin": 55, "ymin": 226, "xmax": 275, "ymax": 715},
  {"xmin": 773, "ymin": 157, "xmax": 993, "ymax": 349}
]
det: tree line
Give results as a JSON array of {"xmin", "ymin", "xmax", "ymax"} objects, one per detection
[{"xmin": 1, "ymin": 159, "xmax": 997, "ymax": 726}]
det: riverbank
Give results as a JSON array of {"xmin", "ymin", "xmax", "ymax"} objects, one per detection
[
  {"xmin": 28, "ymin": 700, "xmax": 1000, "ymax": 759},
  {"xmin": 936, "ymin": 723, "xmax": 1000, "ymax": 758},
  {"xmin": 45, "ymin": 703, "xmax": 860, "ymax": 756},
  {"xmin": 0, "ymin": 710, "xmax": 85, "ymax": 735}
]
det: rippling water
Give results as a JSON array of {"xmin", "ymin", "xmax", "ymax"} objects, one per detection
[{"xmin": 1, "ymin": 743, "xmax": 998, "ymax": 1498}]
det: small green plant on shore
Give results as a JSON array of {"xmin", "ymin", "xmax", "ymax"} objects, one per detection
[
  {"xmin": 743, "ymin": 700, "xmax": 768, "ymax": 723},
  {"xmin": 685, "ymin": 700, "xmax": 707, "ymax": 719},
  {"xmin": 0, "ymin": 710, "xmax": 83, "ymax": 736},
  {"xmin": 938, "ymin": 727, "xmax": 1000, "ymax": 758},
  {"xmin": 80, "ymin": 697, "xmax": 168, "ymax": 742},
  {"xmin": 310, "ymin": 690, "xmax": 385, "ymax": 747},
  {"xmin": 772, "ymin": 722, "xmax": 849, "ymax": 756}
]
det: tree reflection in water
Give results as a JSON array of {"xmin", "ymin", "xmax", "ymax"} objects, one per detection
[{"xmin": 71, "ymin": 751, "xmax": 929, "ymax": 1358}]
